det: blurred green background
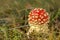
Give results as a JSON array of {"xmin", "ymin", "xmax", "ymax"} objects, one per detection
[{"xmin": 0, "ymin": 0, "xmax": 60, "ymax": 40}]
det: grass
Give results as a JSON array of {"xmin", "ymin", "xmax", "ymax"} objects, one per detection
[{"xmin": 0, "ymin": 0, "xmax": 60, "ymax": 40}]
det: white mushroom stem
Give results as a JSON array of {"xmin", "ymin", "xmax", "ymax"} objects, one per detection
[{"xmin": 27, "ymin": 23, "xmax": 49, "ymax": 36}]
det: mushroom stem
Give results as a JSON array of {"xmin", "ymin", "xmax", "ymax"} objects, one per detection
[{"xmin": 26, "ymin": 23, "xmax": 49, "ymax": 36}]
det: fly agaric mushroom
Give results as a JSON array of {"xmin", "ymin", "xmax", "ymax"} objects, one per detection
[{"xmin": 27, "ymin": 8, "xmax": 50, "ymax": 36}]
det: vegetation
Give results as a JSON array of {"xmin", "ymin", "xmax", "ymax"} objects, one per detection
[{"xmin": 0, "ymin": 0, "xmax": 60, "ymax": 40}]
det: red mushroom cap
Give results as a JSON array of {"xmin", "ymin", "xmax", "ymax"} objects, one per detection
[{"xmin": 28, "ymin": 8, "xmax": 49, "ymax": 25}]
